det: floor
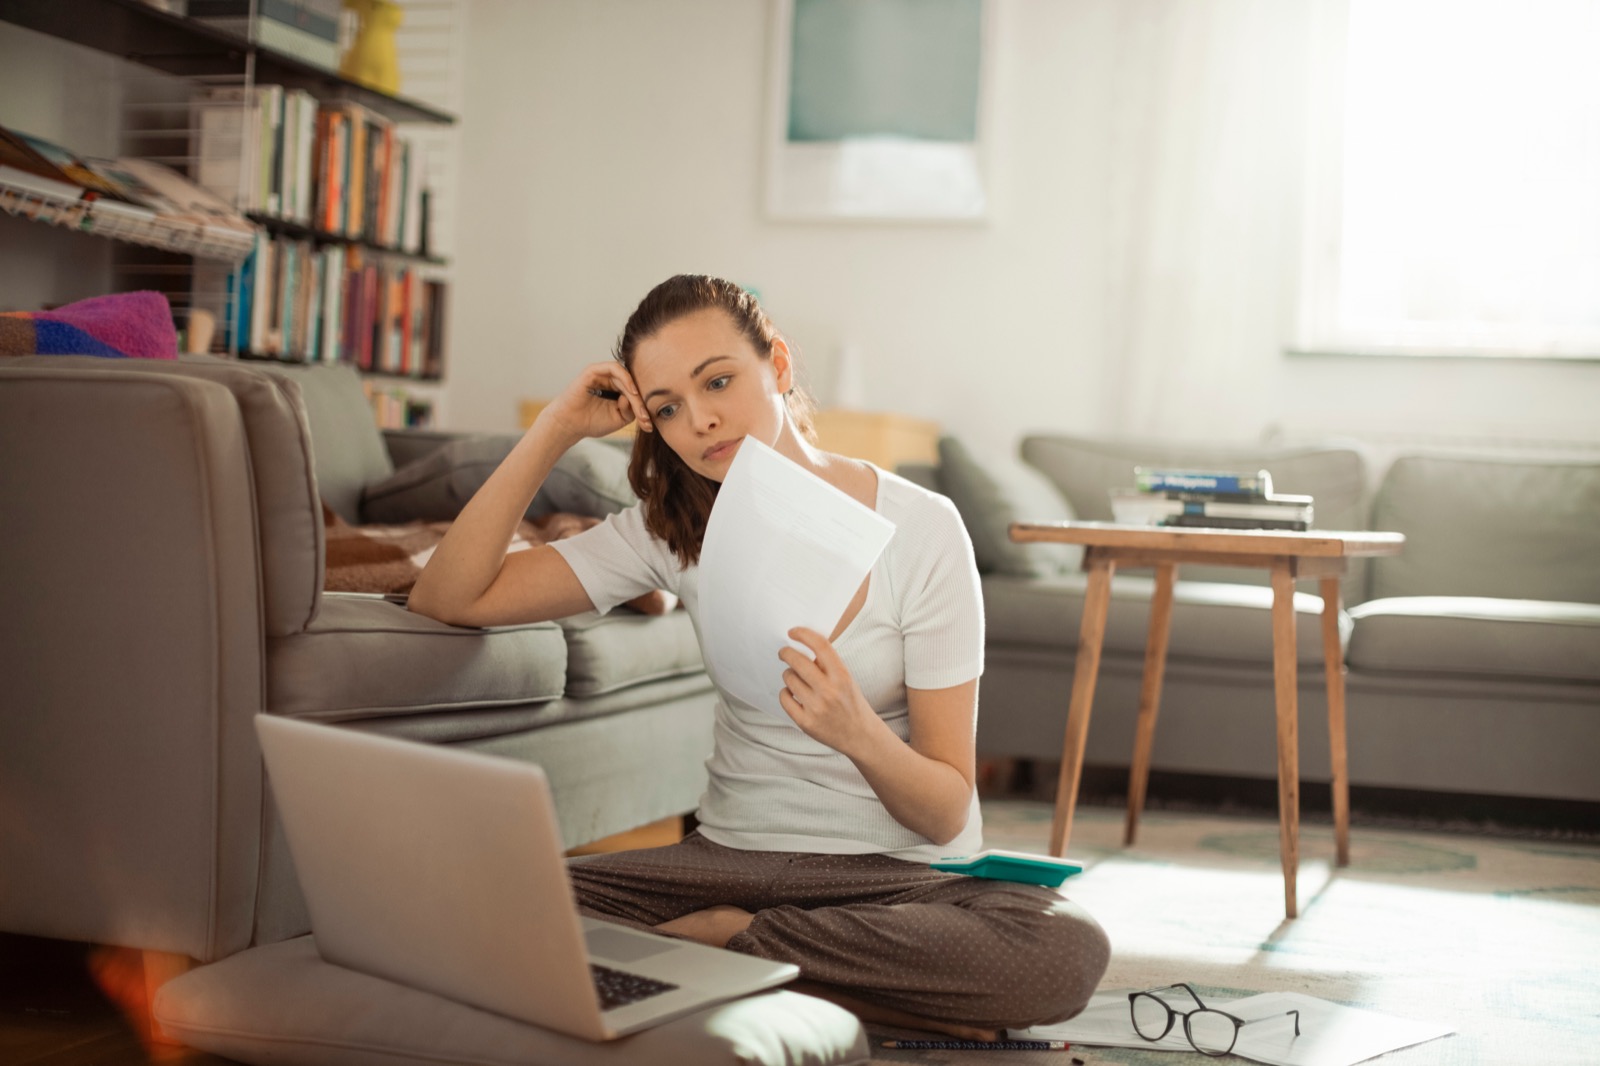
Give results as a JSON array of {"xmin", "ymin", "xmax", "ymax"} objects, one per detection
[
  {"xmin": 4, "ymin": 785, "xmax": 1596, "ymax": 1066},
  {"xmin": 0, "ymin": 935, "xmax": 227, "ymax": 1066}
]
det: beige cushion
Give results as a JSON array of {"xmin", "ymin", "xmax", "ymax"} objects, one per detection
[
  {"xmin": 153, "ymin": 936, "xmax": 870, "ymax": 1066},
  {"xmin": 1347, "ymin": 596, "xmax": 1600, "ymax": 682},
  {"xmin": 268, "ymin": 595, "xmax": 567, "ymax": 720},
  {"xmin": 1368, "ymin": 454, "xmax": 1600, "ymax": 604},
  {"xmin": 938, "ymin": 437, "xmax": 1082, "ymax": 577},
  {"xmin": 556, "ymin": 609, "xmax": 704, "ymax": 698},
  {"xmin": 983, "ymin": 573, "xmax": 1345, "ymax": 666}
]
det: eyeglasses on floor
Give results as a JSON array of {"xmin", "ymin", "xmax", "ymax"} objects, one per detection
[{"xmin": 1129, "ymin": 982, "xmax": 1301, "ymax": 1057}]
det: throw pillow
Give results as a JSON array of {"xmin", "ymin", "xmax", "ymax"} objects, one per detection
[
  {"xmin": 937, "ymin": 436, "xmax": 1083, "ymax": 577},
  {"xmin": 529, "ymin": 437, "xmax": 637, "ymax": 519},
  {"xmin": 361, "ymin": 435, "xmax": 638, "ymax": 525},
  {"xmin": 0, "ymin": 291, "xmax": 178, "ymax": 359}
]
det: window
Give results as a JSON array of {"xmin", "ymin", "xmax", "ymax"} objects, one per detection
[{"xmin": 1299, "ymin": 0, "xmax": 1600, "ymax": 358}]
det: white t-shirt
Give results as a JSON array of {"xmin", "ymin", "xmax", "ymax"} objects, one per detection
[{"xmin": 550, "ymin": 465, "xmax": 985, "ymax": 862}]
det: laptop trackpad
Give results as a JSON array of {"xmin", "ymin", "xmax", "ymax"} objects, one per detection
[{"xmin": 586, "ymin": 924, "xmax": 679, "ymax": 964}]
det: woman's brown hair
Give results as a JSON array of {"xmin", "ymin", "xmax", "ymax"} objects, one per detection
[{"xmin": 614, "ymin": 274, "xmax": 815, "ymax": 568}]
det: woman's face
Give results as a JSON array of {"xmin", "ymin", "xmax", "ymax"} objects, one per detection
[{"xmin": 629, "ymin": 307, "xmax": 791, "ymax": 482}]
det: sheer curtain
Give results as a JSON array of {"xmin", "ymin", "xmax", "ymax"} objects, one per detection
[
  {"xmin": 1299, "ymin": 0, "xmax": 1600, "ymax": 359},
  {"xmin": 1102, "ymin": 0, "xmax": 1316, "ymax": 437}
]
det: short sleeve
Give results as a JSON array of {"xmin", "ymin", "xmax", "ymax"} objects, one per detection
[
  {"xmin": 548, "ymin": 505, "xmax": 680, "ymax": 614},
  {"xmin": 899, "ymin": 493, "xmax": 985, "ymax": 690}
]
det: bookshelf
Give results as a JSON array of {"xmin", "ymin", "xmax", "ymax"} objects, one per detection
[{"xmin": 0, "ymin": 0, "xmax": 458, "ymax": 420}]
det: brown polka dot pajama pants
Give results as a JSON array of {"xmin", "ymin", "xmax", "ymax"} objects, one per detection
[{"xmin": 568, "ymin": 831, "xmax": 1111, "ymax": 1030}]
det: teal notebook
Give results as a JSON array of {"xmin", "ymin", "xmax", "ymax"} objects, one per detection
[{"xmin": 930, "ymin": 849, "xmax": 1085, "ymax": 887}]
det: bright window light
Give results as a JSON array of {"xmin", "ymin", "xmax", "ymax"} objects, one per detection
[{"xmin": 1305, "ymin": 0, "xmax": 1600, "ymax": 357}]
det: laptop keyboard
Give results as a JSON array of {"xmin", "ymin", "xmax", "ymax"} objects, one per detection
[{"xmin": 590, "ymin": 963, "xmax": 679, "ymax": 1011}]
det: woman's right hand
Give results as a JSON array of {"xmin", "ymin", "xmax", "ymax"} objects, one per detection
[{"xmin": 537, "ymin": 362, "xmax": 653, "ymax": 445}]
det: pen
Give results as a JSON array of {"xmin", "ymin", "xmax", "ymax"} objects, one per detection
[
  {"xmin": 587, "ymin": 387, "xmax": 622, "ymax": 400},
  {"xmin": 878, "ymin": 1038, "xmax": 1071, "ymax": 1050}
]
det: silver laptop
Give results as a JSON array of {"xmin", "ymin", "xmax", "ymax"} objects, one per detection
[{"xmin": 254, "ymin": 714, "xmax": 798, "ymax": 1040}]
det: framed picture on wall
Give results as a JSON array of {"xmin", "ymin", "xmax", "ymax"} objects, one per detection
[{"xmin": 765, "ymin": 0, "xmax": 993, "ymax": 222}]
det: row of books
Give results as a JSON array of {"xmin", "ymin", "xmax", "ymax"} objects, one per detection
[
  {"xmin": 193, "ymin": 85, "xmax": 429, "ymax": 253},
  {"xmin": 0, "ymin": 121, "xmax": 255, "ymax": 261},
  {"xmin": 365, "ymin": 381, "xmax": 437, "ymax": 431},
  {"xmin": 226, "ymin": 233, "xmax": 446, "ymax": 378},
  {"xmin": 1111, "ymin": 467, "xmax": 1314, "ymax": 530}
]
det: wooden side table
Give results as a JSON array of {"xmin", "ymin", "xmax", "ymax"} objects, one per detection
[{"xmin": 1008, "ymin": 521, "xmax": 1404, "ymax": 918}]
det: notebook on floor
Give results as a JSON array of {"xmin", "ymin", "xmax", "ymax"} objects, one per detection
[{"xmin": 254, "ymin": 714, "xmax": 798, "ymax": 1040}]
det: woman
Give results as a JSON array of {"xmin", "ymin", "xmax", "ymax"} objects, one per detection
[{"xmin": 408, "ymin": 274, "xmax": 1109, "ymax": 1038}]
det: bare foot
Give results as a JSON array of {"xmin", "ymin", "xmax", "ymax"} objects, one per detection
[
  {"xmin": 789, "ymin": 980, "xmax": 1002, "ymax": 1042},
  {"xmin": 654, "ymin": 905, "xmax": 754, "ymax": 948}
]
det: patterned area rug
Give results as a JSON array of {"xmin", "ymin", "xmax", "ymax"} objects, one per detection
[{"xmin": 868, "ymin": 800, "xmax": 1600, "ymax": 1065}]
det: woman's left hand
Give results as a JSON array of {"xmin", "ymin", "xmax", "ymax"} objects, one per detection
[{"xmin": 777, "ymin": 628, "xmax": 880, "ymax": 754}]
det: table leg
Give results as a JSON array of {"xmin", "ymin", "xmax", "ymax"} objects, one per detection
[
  {"xmin": 1320, "ymin": 576, "xmax": 1351, "ymax": 866},
  {"xmin": 1050, "ymin": 553, "xmax": 1115, "ymax": 858},
  {"xmin": 1124, "ymin": 561, "xmax": 1177, "ymax": 846},
  {"xmin": 1270, "ymin": 564, "xmax": 1300, "ymax": 919}
]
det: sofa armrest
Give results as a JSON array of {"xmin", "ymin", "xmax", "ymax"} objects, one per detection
[{"xmin": 0, "ymin": 365, "xmax": 266, "ymax": 963}]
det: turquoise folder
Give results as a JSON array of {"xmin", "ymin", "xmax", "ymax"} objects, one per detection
[{"xmin": 930, "ymin": 849, "xmax": 1085, "ymax": 887}]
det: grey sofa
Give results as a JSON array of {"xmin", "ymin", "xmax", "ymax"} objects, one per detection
[
  {"xmin": 916, "ymin": 434, "xmax": 1600, "ymax": 809},
  {"xmin": 0, "ymin": 354, "xmax": 720, "ymax": 964},
  {"xmin": 1, "ymin": 355, "xmax": 875, "ymax": 1064}
]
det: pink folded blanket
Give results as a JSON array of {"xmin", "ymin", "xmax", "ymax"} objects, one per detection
[{"xmin": 0, "ymin": 290, "xmax": 178, "ymax": 359}]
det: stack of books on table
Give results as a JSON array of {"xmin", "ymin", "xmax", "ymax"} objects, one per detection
[{"xmin": 1109, "ymin": 468, "xmax": 1314, "ymax": 531}]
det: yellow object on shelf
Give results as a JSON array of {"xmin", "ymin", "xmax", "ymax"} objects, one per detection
[{"xmin": 340, "ymin": 0, "xmax": 403, "ymax": 96}]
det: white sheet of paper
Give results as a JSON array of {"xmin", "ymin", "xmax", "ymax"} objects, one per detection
[
  {"xmin": 697, "ymin": 436, "xmax": 895, "ymax": 720},
  {"xmin": 1010, "ymin": 990, "xmax": 1454, "ymax": 1066}
]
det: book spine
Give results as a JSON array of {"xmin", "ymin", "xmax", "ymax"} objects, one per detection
[
  {"xmin": 424, "ymin": 279, "xmax": 447, "ymax": 379},
  {"xmin": 262, "ymin": 85, "xmax": 283, "ymax": 216},
  {"xmin": 1135, "ymin": 468, "xmax": 1272, "ymax": 496}
]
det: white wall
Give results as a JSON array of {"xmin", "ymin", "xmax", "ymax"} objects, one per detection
[
  {"xmin": 449, "ymin": 0, "xmax": 1600, "ymax": 456},
  {"xmin": 4, "ymin": 4, "xmax": 1593, "ymax": 452},
  {"xmin": 451, "ymin": 0, "xmax": 1119, "ymax": 456}
]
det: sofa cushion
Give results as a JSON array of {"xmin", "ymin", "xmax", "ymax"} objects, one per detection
[
  {"xmin": 1367, "ymin": 454, "xmax": 1600, "ymax": 604},
  {"xmin": 362, "ymin": 436, "xmax": 638, "ymax": 524},
  {"xmin": 938, "ymin": 436, "xmax": 1083, "ymax": 577},
  {"xmin": 1347, "ymin": 596, "xmax": 1600, "ymax": 683},
  {"xmin": 153, "ymin": 935, "xmax": 869, "ymax": 1066},
  {"xmin": 256, "ymin": 362, "xmax": 395, "ymax": 525},
  {"xmin": 533, "ymin": 437, "xmax": 638, "ymax": 518},
  {"xmin": 556, "ymin": 609, "xmax": 704, "ymax": 698},
  {"xmin": 268, "ymin": 594, "xmax": 567, "ymax": 721},
  {"xmin": 983, "ymin": 573, "xmax": 1346, "ymax": 666},
  {"xmin": 1019, "ymin": 434, "xmax": 1371, "ymax": 589}
]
